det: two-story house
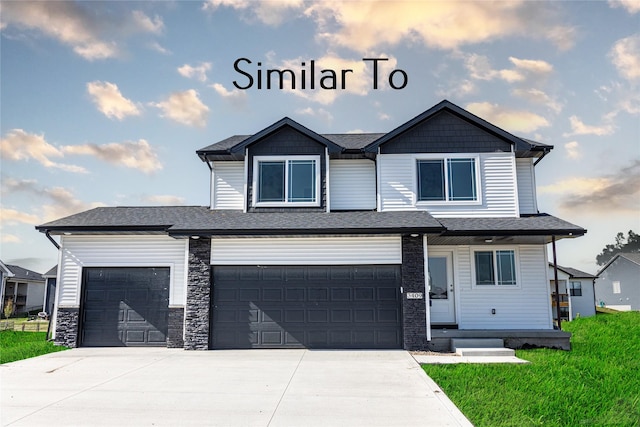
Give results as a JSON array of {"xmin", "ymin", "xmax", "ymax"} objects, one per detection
[{"xmin": 37, "ymin": 100, "xmax": 585, "ymax": 351}]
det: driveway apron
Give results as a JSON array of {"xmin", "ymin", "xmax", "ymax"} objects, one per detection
[{"xmin": 1, "ymin": 348, "xmax": 472, "ymax": 426}]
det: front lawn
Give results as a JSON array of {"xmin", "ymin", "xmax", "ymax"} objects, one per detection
[
  {"xmin": 422, "ymin": 311, "xmax": 640, "ymax": 427},
  {"xmin": 0, "ymin": 331, "xmax": 68, "ymax": 364}
]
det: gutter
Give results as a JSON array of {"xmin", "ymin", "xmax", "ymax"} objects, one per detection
[{"xmin": 45, "ymin": 231, "xmax": 60, "ymax": 250}]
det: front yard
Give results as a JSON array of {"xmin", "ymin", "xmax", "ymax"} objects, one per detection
[
  {"xmin": 0, "ymin": 331, "xmax": 68, "ymax": 364},
  {"xmin": 422, "ymin": 311, "xmax": 640, "ymax": 426}
]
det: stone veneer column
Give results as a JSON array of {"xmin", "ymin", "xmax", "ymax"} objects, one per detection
[
  {"xmin": 167, "ymin": 307, "xmax": 185, "ymax": 348},
  {"xmin": 54, "ymin": 307, "xmax": 80, "ymax": 348},
  {"xmin": 401, "ymin": 235, "xmax": 428, "ymax": 350},
  {"xmin": 184, "ymin": 237, "xmax": 211, "ymax": 350}
]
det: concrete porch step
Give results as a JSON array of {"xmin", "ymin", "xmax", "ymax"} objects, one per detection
[
  {"xmin": 451, "ymin": 338, "xmax": 504, "ymax": 351},
  {"xmin": 455, "ymin": 347, "xmax": 516, "ymax": 357}
]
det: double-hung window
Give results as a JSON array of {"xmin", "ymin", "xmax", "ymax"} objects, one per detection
[
  {"xmin": 254, "ymin": 156, "xmax": 320, "ymax": 206},
  {"xmin": 569, "ymin": 281, "xmax": 582, "ymax": 296},
  {"xmin": 417, "ymin": 157, "xmax": 479, "ymax": 202},
  {"xmin": 473, "ymin": 249, "xmax": 517, "ymax": 286}
]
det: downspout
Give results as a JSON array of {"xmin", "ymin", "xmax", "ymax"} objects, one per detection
[
  {"xmin": 533, "ymin": 150, "xmax": 550, "ymax": 166},
  {"xmin": 552, "ymin": 236, "xmax": 562, "ymax": 329},
  {"xmin": 45, "ymin": 231, "xmax": 60, "ymax": 250}
]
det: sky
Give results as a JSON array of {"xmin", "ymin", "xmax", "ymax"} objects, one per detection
[{"xmin": 1, "ymin": 0, "xmax": 639, "ymax": 276}]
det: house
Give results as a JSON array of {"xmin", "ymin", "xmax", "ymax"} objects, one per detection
[
  {"xmin": 548, "ymin": 263, "xmax": 597, "ymax": 323},
  {"xmin": 42, "ymin": 266, "xmax": 58, "ymax": 317},
  {"xmin": 0, "ymin": 261, "xmax": 46, "ymax": 317},
  {"xmin": 595, "ymin": 253, "xmax": 640, "ymax": 311},
  {"xmin": 36, "ymin": 100, "xmax": 586, "ymax": 351}
]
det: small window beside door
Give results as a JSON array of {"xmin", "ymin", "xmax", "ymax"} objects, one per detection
[{"xmin": 472, "ymin": 249, "xmax": 518, "ymax": 287}]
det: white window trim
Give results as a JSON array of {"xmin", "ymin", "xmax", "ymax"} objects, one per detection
[
  {"xmin": 252, "ymin": 155, "xmax": 321, "ymax": 207},
  {"xmin": 414, "ymin": 154, "xmax": 482, "ymax": 206},
  {"xmin": 470, "ymin": 246, "xmax": 521, "ymax": 289}
]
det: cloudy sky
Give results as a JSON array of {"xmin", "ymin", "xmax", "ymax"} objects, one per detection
[{"xmin": 1, "ymin": 0, "xmax": 639, "ymax": 275}]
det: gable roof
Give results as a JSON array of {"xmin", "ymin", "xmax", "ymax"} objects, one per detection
[
  {"xmin": 3, "ymin": 264, "xmax": 44, "ymax": 282},
  {"xmin": 548, "ymin": 263, "xmax": 597, "ymax": 279},
  {"xmin": 364, "ymin": 100, "xmax": 552, "ymax": 156},
  {"xmin": 597, "ymin": 252, "xmax": 640, "ymax": 275},
  {"xmin": 43, "ymin": 265, "xmax": 58, "ymax": 278}
]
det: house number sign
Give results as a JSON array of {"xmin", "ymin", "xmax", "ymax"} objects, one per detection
[{"xmin": 406, "ymin": 292, "xmax": 424, "ymax": 300}]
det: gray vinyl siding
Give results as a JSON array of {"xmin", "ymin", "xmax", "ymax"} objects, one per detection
[
  {"xmin": 378, "ymin": 152, "xmax": 519, "ymax": 217},
  {"xmin": 212, "ymin": 161, "xmax": 244, "ymax": 210},
  {"xmin": 516, "ymin": 158, "xmax": 538, "ymax": 214},
  {"xmin": 454, "ymin": 244, "xmax": 553, "ymax": 329},
  {"xmin": 595, "ymin": 257, "xmax": 640, "ymax": 310},
  {"xmin": 247, "ymin": 127, "xmax": 327, "ymax": 212},
  {"xmin": 569, "ymin": 278, "xmax": 596, "ymax": 318},
  {"xmin": 329, "ymin": 159, "xmax": 376, "ymax": 210},
  {"xmin": 379, "ymin": 111, "xmax": 512, "ymax": 154}
]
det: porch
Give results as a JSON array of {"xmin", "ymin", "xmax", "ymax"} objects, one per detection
[{"xmin": 427, "ymin": 329, "xmax": 571, "ymax": 352}]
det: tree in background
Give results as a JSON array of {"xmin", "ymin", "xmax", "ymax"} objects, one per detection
[{"xmin": 596, "ymin": 230, "xmax": 640, "ymax": 266}]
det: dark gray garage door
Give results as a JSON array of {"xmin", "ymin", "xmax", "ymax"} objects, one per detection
[
  {"xmin": 80, "ymin": 267, "xmax": 170, "ymax": 347},
  {"xmin": 211, "ymin": 265, "xmax": 402, "ymax": 349}
]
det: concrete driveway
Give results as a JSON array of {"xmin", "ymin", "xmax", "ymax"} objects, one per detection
[{"xmin": 1, "ymin": 348, "xmax": 472, "ymax": 426}]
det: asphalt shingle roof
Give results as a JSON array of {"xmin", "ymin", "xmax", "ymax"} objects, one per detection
[
  {"xmin": 37, "ymin": 207, "xmax": 585, "ymax": 237},
  {"xmin": 548, "ymin": 263, "xmax": 597, "ymax": 278},
  {"xmin": 4, "ymin": 264, "xmax": 44, "ymax": 281}
]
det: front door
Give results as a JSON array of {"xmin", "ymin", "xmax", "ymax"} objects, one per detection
[{"xmin": 428, "ymin": 252, "xmax": 456, "ymax": 325}]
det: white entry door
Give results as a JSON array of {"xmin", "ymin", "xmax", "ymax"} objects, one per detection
[{"xmin": 428, "ymin": 252, "xmax": 456, "ymax": 324}]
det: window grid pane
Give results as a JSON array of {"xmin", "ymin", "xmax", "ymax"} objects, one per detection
[
  {"xmin": 258, "ymin": 161, "xmax": 285, "ymax": 202},
  {"xmin": 417, "ymin": 160, "xmax": 445, "ymax": 201},
  {"xmin": 288, "ymin": 160, "xmax": 316, "ymax": 202},
  {"xmin": 447, "ymin": 158, "xmax": 476, "ymax": 201},
  {"xmin": 475, "ymin": 251, "xmax": 495, "ymax": 285},
  {"xmin": 570, "ymin": 281, "xmax": 582, "ymax": 296},
  {"xmin": 496, "ymin": 250, "xmax": 516, "ymax": 285}
]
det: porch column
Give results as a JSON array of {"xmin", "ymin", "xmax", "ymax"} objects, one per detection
[
  {"xmin": 184, "ymin": 237, "xmax": 211, "ymax": 350},
  {"xmin": 401, "ymin": 235, "xmax": 428, "ymax": 350}
]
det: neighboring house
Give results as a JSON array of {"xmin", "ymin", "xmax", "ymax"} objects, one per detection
[
  {"xmin": 42, "ymin": 266, "xmax": 58, "ymax": 317},
  {"xmin": 595, "ymin": 253, "xmax": 640, "ymax": 311},
  {"xmin": 548, "ymin": 263, "xmax": 597, "ymax": 323},
  {"xmin": 0, "ymin": 261, "xmax": 45, "ymax": 316},
  {"xmin": 36, "ymin": 100, "xmax": 586, "ymax": 351}
]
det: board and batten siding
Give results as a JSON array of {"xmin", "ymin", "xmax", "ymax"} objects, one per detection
[
  {"xmin": 211, "ymin": 236, "xmax": 401, "ymax": 265},
  {"xmin": 378, "ymin": 153, "xmax": 519, "ymax": 217},
  {"xmin": 212, "ymin": 161, "xmax": 244, "ymax": 210},
  {"xmin": 57, "ymin": 235, "xmax": 188, "ymax": 307},
  {"xmin": 515, "ymin": 158, "xmax": 538, "ymax": 215},
  {"xmin": 453, "ymin": 244, "xmax": 553, "ymax": 329},
  {"xmin": 329, "ymin": 159, "xmax": 376, "ymax": 210}
]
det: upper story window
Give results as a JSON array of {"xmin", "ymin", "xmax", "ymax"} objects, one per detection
[
  {"xmin": 473, "ymin": 249, "xmax": 518, "ymax": 287},
  {"xmin": 417, "ymin": 157, "xmax": 479, "ymax": 203},
  {"xmin": 253, "ymin": 156, "xmax": 320, "ymax": 206}
]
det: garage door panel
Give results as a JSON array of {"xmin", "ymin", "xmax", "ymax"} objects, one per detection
[
  {"xmin": 211, "ymin": 265, "xmax": 401, "ymax": 349},
  {"xmin": 80, "ymin": 267, "xmax": 169, "ymax": 347}
]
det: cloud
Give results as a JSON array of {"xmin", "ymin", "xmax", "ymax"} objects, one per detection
[
  {"xmin": 465, "ymin": 102, "xmax": 550, "ymax": 133},
  {"xmin": 203, "ymin": 0, "xmax": 304, "ymax": 26},
  {"xmin": 151, "ymin": 90, "xmax": 209, "ymax": 127},
  {"xmin": 1, "ymin": 178, "xmax": 105, "ymax": 222},
  {"xmin": 564, "ymin": 141, "xmax": 581, "ymax": 159},
  {"xmin": 437, "ymin": 79, "xmax": 476, "ymax": 98},
  {"xmin": 512, "ymin": 88, "xmax": 563, "ymax": 113},
  {"xmin": 0, "ymin": 2, "xmax": 164, "ymax": 60},
  {"xmin": 148, "ymin": 41, "xmax": 171, "ymax": 55},
  {"xmin": 465, "ymin": 55, "xmax": 553, "ymax": 83},
  {"xmin": 609, "ymin": 0, "xmax": 640, "ymax": 14},
  {"xmin": 303, "ymin": 1, "xmax": 575, "ymax": 52},
  {"xmin": 539, "ymin": 160, "xmax": 640, "ymax": 213},
  {"xmin": 564, "ymin": 116, "xmax": 615, "ymax": 137},
  {"xmin": 1, "ymin": 234, "xmax": 20, "ymax": 244},
  {"xmin": 131, "ymin": 10, "xmax": 164, "ymax": 34},
  {"xmin": 0, "ymin": 208, "xmax": 40, "ymax": 225},
  {"xmin": 62, "ymin": 139, "xmax": 162, "ymax": 174},
  {"xmin": 0, "ymin": 129, "xmax": 87, "ymax": 173},
  {"xmin": 609, "ymin": 34, "xmax": 640, "ymax": 81},
  {"xmin": 142, "ymin": 195, "xmax": 186, "ymax": 205},
  {"xmin": 178, "ymin": 62, "xmax": 212, "ymax": 82},
  {"xmin": 86, "ymin": 81, "xmax": 141, "ymax": 120},
  {"xmin": 296, "ymin": 107, "xmax": 334, "ymax": 123}
]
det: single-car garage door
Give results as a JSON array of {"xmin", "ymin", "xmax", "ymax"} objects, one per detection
[
  {"xmin": 211, "ymin": 265, "xmax": 402, "ymax": 349},
  {"xmin": 80, "ymin": 267, "xmax": 170, "ymax": 347}
]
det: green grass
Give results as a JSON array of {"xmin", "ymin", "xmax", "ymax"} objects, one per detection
[
  {"xmin": 422, "ymin": 312, "xmax": 640, "ymax": 427},
  {"xmin": 0, "ymin": 331, "xmax": 68, "ymax": 364}
]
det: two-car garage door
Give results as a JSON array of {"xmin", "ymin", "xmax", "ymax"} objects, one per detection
[{"xmin": 211, "ymin": 265, "xmax": 402, "ymax": 349}]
